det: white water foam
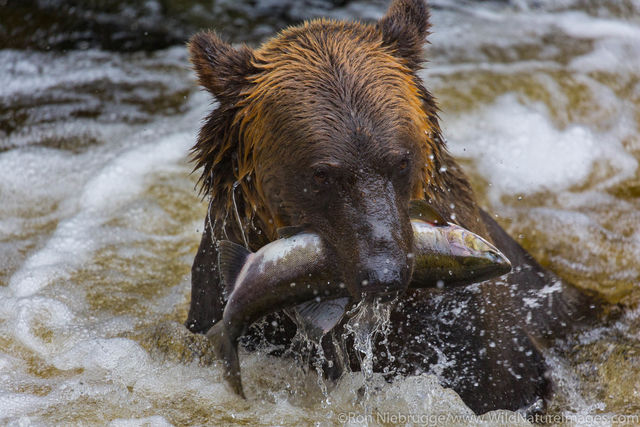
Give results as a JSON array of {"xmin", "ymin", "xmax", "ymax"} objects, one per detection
[
  {"xmin": 6, "ymin": 131, "xmax": 192, "ymax": 298},
  {"xmin": 0, "ymin": 106, "xmax": 202, "ymax": 423},
  {"xmin": 443, "ymin": 95, "xmax": 637, "ymax": 202},
  {"xmin": 0, "ymin": 47, "xmax": 187, "ymax": 100}
]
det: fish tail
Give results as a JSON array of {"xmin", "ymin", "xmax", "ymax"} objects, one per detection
[{"xmin": 206, "ymin": 321, "xmax": 245, "ymax": 398}]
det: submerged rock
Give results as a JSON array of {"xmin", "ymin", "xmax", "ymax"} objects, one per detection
[{"xmin": 139, "ymin": 320, "xmax": 216, "ymax": 365}]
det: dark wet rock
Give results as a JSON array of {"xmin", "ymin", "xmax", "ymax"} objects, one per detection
[{"xmin": 0, "ymin": 0, "xmax": 353, "ymax": 52}]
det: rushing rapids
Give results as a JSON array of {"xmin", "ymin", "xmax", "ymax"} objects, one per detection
[{"xmin": 1, "ymin": 0, "xmax": 639, "ymax": 424}]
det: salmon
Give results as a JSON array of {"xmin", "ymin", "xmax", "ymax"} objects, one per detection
[{"xmin": 207, "ymin": 200, "xmax": 510, "ymax": 397}]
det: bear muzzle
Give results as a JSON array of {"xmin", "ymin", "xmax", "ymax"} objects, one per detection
[{"xmin": 352, "ymin": 252, "xmax": 414, "ymax": 301}]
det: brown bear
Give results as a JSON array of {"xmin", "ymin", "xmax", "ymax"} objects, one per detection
[{"xmin": 185, "ymin": 0, "xmax": 596, "ymax": 414}]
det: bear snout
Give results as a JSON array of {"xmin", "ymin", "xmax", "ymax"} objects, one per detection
[{"xmin": 352, "ymin": 253, "xmax": 413, "ymax": 301}]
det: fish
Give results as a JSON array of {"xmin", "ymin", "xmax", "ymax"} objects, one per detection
[
  {"xmin": 207, "ymin": 200, "xmax": 511, "ymax": 397},
  {"xmin": 408, "ymin": 201, "xmax": 512, "ymax": 286}
]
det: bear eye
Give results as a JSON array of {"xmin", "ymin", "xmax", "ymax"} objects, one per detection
[
  {"xmin": 397, "ymin": 157, "xmax": 411, "ymax": 173},
  {"xmin": 313, "ymin": 169, "xmax": 329, "ymax": 186}
]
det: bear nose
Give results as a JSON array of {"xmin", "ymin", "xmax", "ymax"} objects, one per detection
[{"xmin": 355, "ymin": 261, "xmax": 406, "ymax": 299}]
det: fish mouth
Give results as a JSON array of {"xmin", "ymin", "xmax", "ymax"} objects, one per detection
[
  {"xmin": 450, "ymin": 228, "xmax": 512, "ymax": 277},
  {"xmin": 486, "ymin": 249, "xmax": 512, "ymax": 275},
  {"xmin": 460, "ymin": 248, "xmax": 512, "ymax": 279}
]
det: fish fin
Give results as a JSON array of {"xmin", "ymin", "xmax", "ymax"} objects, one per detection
[
  {"xmin": 409, "ymin": 199, "xmax": 448, "ymax": 225},
  {"xmin": 218, "ymin": 240, "xmax": 251, "ymax": 299},
  {"xmin": 206, "ymin": 321, "xmax": 245, "ymax": 398},
  {"xmin": 293, "ymin": 297, "xmax": 350, "ymax": 341},
  {"xmin": 276, "ymin": 225, "xmax": 309, "ymax": 238}
]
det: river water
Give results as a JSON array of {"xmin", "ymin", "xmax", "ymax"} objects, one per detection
[{"xmin": 1, "ymin": 0, "xmax": 639, "ymax": 425}]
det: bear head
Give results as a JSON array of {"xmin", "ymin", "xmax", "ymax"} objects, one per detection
[{"xmin": 188, "ymin": 0, "xmax": 463, "ymax": 300}]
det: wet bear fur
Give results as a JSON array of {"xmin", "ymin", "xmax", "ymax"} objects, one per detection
[{"xmin": 185, "ymin": 0, "xmax": 597, "ymax": 414}]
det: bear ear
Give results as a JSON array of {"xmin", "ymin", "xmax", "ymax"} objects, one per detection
[
  {"xmin": 188, "ymin": 31, "xmax": 256, "ymax": 101},
  {"xmin": 378, "ymin": 0, "xmax": 431, "ymax": 69}
]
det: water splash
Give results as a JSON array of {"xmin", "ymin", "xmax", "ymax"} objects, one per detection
[
  {"xmin": 287, "ymin": 317, "xmax": 333, "ymax": 407},
  {"xmin": 342, "ymin": 297, "xmax": 394, "ymax": 412}
]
